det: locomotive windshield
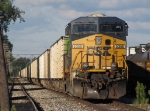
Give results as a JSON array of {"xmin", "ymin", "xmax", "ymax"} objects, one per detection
[
  {"xmin": 72, "ymin": 24, "xmax": 97, "ymax": 33},
  {"xmin": 100, "ymin": 24, "xmax": 123, "ymax": 33}
]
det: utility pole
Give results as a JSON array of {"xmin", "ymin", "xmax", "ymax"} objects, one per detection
[{"xmin": 0, "ymin": 16, "xmax": 10, "ymax": 111}]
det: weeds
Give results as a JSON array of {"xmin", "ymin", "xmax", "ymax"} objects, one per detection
[
  {"xmin": 11, "ymin": 105, "xmax": 16, "ymax": 111},
  {"xmin": 133, "ymin": 81, "xmax": 149, "ymax": 109}
]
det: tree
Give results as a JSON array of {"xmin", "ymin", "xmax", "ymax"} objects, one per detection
[
  {"xmin": 134, "ymin": 81, "xmax": 149, "ymax": 108},
  {"xmin": 11, "ymin": 57, "xmax": 31, "ymax": 76},
  {"xmin": 0, "ymin": 0, "xmax": 25, "ymax": 32},
  {"xmin": 12, "ymin": 57, "xmax": 30, "ymax": 69},
  {"xmin": 3, "ymin": 34, "xmax": 13, "ymax": 51},
  {"xmin": 0, "ymin": 0, "xmax": 25, "ymax": 110}
]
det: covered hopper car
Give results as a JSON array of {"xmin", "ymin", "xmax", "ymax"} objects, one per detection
[{"xmin": 19, "ymin": 14, "xmax": 129, "ymax": 99}]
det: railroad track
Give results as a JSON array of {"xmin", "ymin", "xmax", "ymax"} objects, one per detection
[
  {"xmin": 9, "ymin": 78, "xmax": 147, "ymax": 111},
  {"xmin": 9, "ymin": 78, "xmax": 42, "ymax": 111}
]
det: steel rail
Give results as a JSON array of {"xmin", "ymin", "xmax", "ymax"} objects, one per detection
[
  {"xmin": 9, "ymin": 78, "xmax": 41, "ymax": 111},
  {"xmin": 16, "ymin": 79, "xmax": 40, "ymax": 111},
  {"xmin": 9, "ymin": 78, "xmax": 15, "ymax": 95}
]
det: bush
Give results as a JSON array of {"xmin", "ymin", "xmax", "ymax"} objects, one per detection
[{"xmin": 133, "ymin": 81, "xmax": 149, "ymax": 108}]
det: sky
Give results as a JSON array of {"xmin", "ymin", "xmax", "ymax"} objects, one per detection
[{"xmin": 6, "ymin": 0, "xmax": 150, "ymax": 55}]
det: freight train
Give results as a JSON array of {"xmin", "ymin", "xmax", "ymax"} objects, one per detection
[
  {"xmin": 19, "ymin": 14, "xmax": 129, "ymax": 99},
  {"xmin": 127, "ymin": 43, "xmax": 150, "ymax": 92}
]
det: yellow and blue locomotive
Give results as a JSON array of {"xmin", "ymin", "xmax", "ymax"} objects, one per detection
[
  {"xmin": 64, "ymin": 14, "xmax": 128, "ymax": 99},
  {"xmin": 20, "ymin": 14, "xmax": 128, "ymax": 99}
]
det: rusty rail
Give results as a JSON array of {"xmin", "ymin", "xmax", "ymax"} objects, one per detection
[{"xmin": 9, "ymin": 78, "xmax": 41, "ymax": 111}]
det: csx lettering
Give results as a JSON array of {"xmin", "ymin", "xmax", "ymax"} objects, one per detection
[
  {"xmin": 87, "ymin": 46, "xmax": 102, "ymax": 56},
  {"xmin": 87, "ymin": 46, "xmax": 111, "ymax": 56}
]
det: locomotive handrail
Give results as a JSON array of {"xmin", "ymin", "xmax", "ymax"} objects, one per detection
[
  {"xmin": 70, "ymin": 51, "xmax": 82, "ymax": 70},
  {"xmin": 70, "ymin": 51, "xmax": 94, "ymax": 84},
  {"xmin": 77, "ymin": 52, "xmax": 87, "ymax": 69},
  {"xmin": 70, "ymin": 51, "xmax": 128, "ymax": 76},
  {"xmin": 77, "ymin": 51, "xmax": 103, "ymax": 69},
  {"xmin": 72, "ymin": 51, "xmax": 98, "ymax": 70},
  {"xmin": 70, "ymin": 51, "xmax": 82, "ymax": 85},
  {"xmin": 71, "ymin": 50, "xmax": 125, "ymax": 69},
  {"xmin": 77, "ymin": 52, "xmax": 97, "ymax": 69},
  {"xmin": 71, "ymin": 50, "xmax": 94, "ymax": 69},
  {"xmin": 122, "ymin": 54, "xmax": 128, "ymax": 80}
]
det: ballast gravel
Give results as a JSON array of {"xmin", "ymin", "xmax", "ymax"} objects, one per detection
[{"xmin": 21, "ymin": 80, "xmax": 96, "ymax": 111}]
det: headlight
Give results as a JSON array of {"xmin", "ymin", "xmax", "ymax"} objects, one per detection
[
  {"xmin": 111, "ymin": 62, "xmax": 118, "ymax": 70},
  {"xmin": 95, "ymin": 36, "xmax": 102, "ymax": 45},
  {"xmin": 82, "ymin": 62, "xmax": 89, "ymax": 70},
  {"xmin": 115, "ymin": 44, "xmax": 125, "ymax": 49},
  {"xmin": 83, "ymin": 62, "xmax": 88, "ymax": 67},
  {"xmin": 111, "ymin": 63, "xmax": 117, "ymax": 67}
]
